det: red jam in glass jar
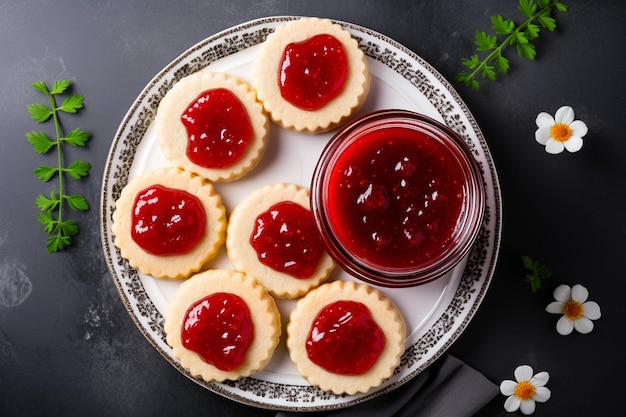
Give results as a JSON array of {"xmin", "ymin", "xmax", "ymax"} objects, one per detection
[{"xmin": 311, "ymin": 110, "xmax": 485, "ymax": 287}]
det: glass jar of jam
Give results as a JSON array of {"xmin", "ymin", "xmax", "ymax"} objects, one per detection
[{"xmin": 311, "ymin": 109, "xmax": 485, "ymax": 287}]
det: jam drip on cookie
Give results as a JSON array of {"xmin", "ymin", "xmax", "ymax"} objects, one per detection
[
  {"xmin": 306, "ymin": 300, "xmax": 385, "ymax": 375},
  {"xmin": 182, "ymin": 292, "xmax": 254, "ymax": 371},
  {"xmin": 278, "ymin": 34, "xmax": 348, "ymax": 111},
  {"xmin": 250, "ymin": 201, "xmax": 324, "ymax": 279},
  {"xmin": 131, "ymin": 185, "xmax": 206, "ymax": 255},
  {"xmin": 181, "ymin": 88, "xmax": 253, "ymax": 168}
]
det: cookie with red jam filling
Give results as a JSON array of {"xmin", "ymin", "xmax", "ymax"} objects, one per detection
[{"xmin": 253, "ymin": 17, "xmax": 370, "ymax": 133}]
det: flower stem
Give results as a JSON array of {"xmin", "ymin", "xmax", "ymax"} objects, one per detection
[{"xmin": 48, "ymin": 91, "xmax": 64, "ymax": 234}]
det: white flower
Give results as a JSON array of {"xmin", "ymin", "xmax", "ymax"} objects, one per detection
[
  {"xmin": 546, "ymin": 284, "xmax": 601, "ymax": 335},
  {"xmin": 535, "ymin": 105, "xmax": 588, "ymax": 154},
  {"xmin": 500, "ymin": 365, "xmax": 551, "ymax": 415}
]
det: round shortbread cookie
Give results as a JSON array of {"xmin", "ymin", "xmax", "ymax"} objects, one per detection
[
  {"xmin": 156, "ymin": 70, "xmax": 269, "ymax": 182},
  {"xmin": 112, "ymin": 167, "xmax": 226, "ymax": 279},
  {"xmin": 164, "ymin": 269, "xmax": 281, "ymax": 382},
  {"xmin": 226, "ymin": 183, "xmax": 335, "ymax": 299},
  {"xmin": 286, "ymin": 280, "xmax": 406, "ymax": 395},
  {"xmin": 253, "ymin": 17, "xmax": 370, "ymax": 133}
]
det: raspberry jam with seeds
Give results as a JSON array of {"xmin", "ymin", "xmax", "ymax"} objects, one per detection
[
  {"xmin": 328, "ymin": 126, "xmax": 464, "ymax": 269},
  {"xmin": 311, "ymin": 110, "xmax": 485, "ymax": 287},
  {"xmin": 250, "ymin": 201, "xmax": 324, "ymax": 279},
  {"xmin": 131, "ymin": 185, "xmax": 205, "ymax": 256},
  {"xmin": 306, "ymin": 300, "xmax": 385, "ymax": 375},
  {"xmin": 181, "ymin": 292, "xmax": 253, "ymax": 371},
  {"xmin": 278, "ymin": 34, "xmax": 348, "ymax": 111},
  {"xmin": 181, "ymin": 88, "xmax": 252, "ymax": 168}
]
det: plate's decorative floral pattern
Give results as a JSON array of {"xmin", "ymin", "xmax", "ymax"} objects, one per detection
[{"xmin": 101, "ymin": 17, "xmax": 501, "ymax": 411}]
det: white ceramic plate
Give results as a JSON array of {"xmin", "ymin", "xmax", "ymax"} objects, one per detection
[{"xmin": 101, "ymin": 16, "xmax": 501, "ymax": 411}]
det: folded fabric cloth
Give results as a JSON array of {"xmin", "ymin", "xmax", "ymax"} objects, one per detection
[{"xmin": 275, "ymin": 354, "xmax": 498, "ymax": 417}]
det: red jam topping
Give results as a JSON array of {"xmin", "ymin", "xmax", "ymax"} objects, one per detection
[
  {"xmin": 181, "ymin": 292, "xmax": 254, "ymax": 371},
  {"xmin": 181, "ymin": 88, "xmax": 253, "ymax": 168},
  {"xmin": 278, "ymin": 34, "xmax": 348, "ymax": 111},
  {"xmin": 250, "ymin": 201, "xmax": 324, "ymax": 279},
  {"xmin": 131, "ymin": 185, "xmax": 206, "ymax": 256},
  {"xmin": 306, "ymin": 300, "xmax": 384, "ymax": 375},
  {"xmin": 327, "ymin": 126, "xmax": 465, "ymax": 270}
]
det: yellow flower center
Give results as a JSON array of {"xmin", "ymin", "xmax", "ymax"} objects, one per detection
[
  {"xmin": 514, "ymin": 381, "xmax": 535, "ymax": 400},
  {"xmin": 563, "ymin": 300, "xmax": 584, "ymax": 320},
  {"xmin": 550, "ymin": 123, "xmax": 573, "ymax": 143}
]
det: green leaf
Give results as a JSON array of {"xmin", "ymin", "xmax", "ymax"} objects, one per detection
[
  {"xmin": 539, "ymin": 14, "xmax": 557, "ymax": 31},
  {"xmin": 521, "ymin": 256, "xmax": 552, "ymax": 292},
  {"xmin": 62, "ymin": 128, "xmax": 90, "ymax": 147},
  {"xmin": 525, "ymin": 23, "xmax": 541, "ymax": 40},
  {"xmin": 31, "ymin": 81, "xmax": 49, "ymax": 94},
  {"xmin": 33, "ymin": 165, "xmax": 59, "ymax": 182},
  {"xmin": 60, "ymin": 220, "xmax": 79, "ymax": 236},
  {"xmin": 480, "ymin": 65, "xmax": 496, "ymax": 81},
  {"xmin": 65, "ymin": 195, "xmax": 89, "ymax": 211},
  {"xmin": 455, "ymin": 71, "xmax": 481, "ymax": 90},
  {"xmin": 518, "ymin": 0, "xmax": 537, "ymax": 18},
  {"xmin": 37, "ymin": 211, "xmax": 56, "ymax": 234},
  {"xmin": 26, "ymin": 131, "xmax": 55, "ymax": 154},
  {"xmin": 46, "ymin": 234, "xmax": 72, "ymax": 253},
  {"xmin": 475, "ymin": 31, "xmax": 497, "ymax": 51},
  {"xmin": 494, "ymin": 54, "xmax": 510, "ymax": 73},
  {"xmin": 555, "ymin": 2, "xmax": 568, "ymax": 13},
  {"xmin": 27, "ymin": 103, "xmax": 52, "ymax": 123},
  {"xmin": 35, "ymin": 192, "xmax": 61, "ymax": 211},
  {"xmin": 537, "ymin": 0, "xmax": 550, "ymax": 8},
  {"xmin": 521, "ymin": 255, "xmax": 534, "ymax": 269},
  {"xmin": 461, "ymin": 55, "xmax": 480, "ymax": 69},
  {"xmin": 512, "ymin": 31, "xmax": 530, "ymax": 45},
  {"xmin": 58, "ymin": 94, "xmax": 84, "ymax": 113},
  {"xmin": 517, "ymin": 41, "xmax": 537, "ymax": 59},
  {"xmin": 50, "ymin": 80, "xmax": 70, "ymax": 95},
  {"xmin": 492, "ymin": 15, "xmax": 515, "ymax": 34},
  {"xmin": 64, "ymin": 160, "xmax": 91, "ymax": 179}
]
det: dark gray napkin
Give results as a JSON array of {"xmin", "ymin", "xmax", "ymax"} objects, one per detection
[{"xmin": 276, "ymin": 354, "xmax": 498, "ymax": 417}]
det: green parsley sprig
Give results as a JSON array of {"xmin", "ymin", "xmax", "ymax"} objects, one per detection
[
  {"xmin": 521, "ymin": 255, "xmax": 552, "ymax": 292},
  {"xmin": 26, "ymin": 80, "xmax": 91, "ymax": 252},
  {"xmin": 456, "ymin": 0, "xmax": 568, "ymax": 90}
]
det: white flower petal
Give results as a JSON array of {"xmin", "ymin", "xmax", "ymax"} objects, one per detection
[
  {"xmin": 583, "ymin": 301, "xmax": 602, "ymax": 320},
  {"xmin": 520, "ymin": 399, "xmax": 536, "ymax": 415},
  {"xmin": 555, "ymin": 105, "xmax": 575, "ymax": 124},
  {"xmin": 564, "ymin": 136, "xmax": 583, "ymax": 152},
  {"xmin": 500, "ymin": 380, "xmax": 517, "ymax": 396},
  {"xmin": 553, "ymin": 284, "xmax": 572, "ymax": 303},
  {"xmin": 569, "ymin": 120, "xmax": 588, "ymax": 138},
  {"xmin": 534, "ymin": 386, "xmax": 552, "ymax": 403},
  {"xmin": 546, "ymin": 301, "xmax": 564, "ymax": 314},
  {"xmin": 545, "ymin": 139, "xmax": 565, "ymax": 154},
  {"xmin": 556, "ymin": 316, "xmax": 574, "ymax": 335},
  {"xmin": 571, "ymin": 284, "xmax": 589, "ymax": 303},
  {"xmin": 574, "ymin": 316, "xmax": 594, "ymax": 334},
  {"xmin": 515, "ymin": 365, "xmax": 534, "ymax": 382},
  {"xmin": 535, "ymin": 127, "xmax": 551, "ymax": 144},
  {"xmin": 535, "ymin": 112, "xmax": 555, "ymax": 128},
  {"xmin": 530, "ymin": 371, "xmax": 550, "ymax": 387},
  {"xmin": 504, "ymin": 395, "xmax": 521, "ymax": 412}
]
